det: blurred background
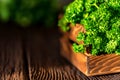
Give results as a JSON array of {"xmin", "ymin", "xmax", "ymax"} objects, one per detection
[
  {"xmin": 0, "ymin": 1, "xmax": 76, "ymax": 79},
  {"xmin": 0, "ymin": 0, "xmax": 73, "ymax": 28}
]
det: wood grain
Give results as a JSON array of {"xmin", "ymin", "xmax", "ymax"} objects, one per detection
[
  {"xmin": 1, "ymin": 25, "xmax": 120, "ymax": 79},
  {"xmin": 26, "ymin": 28, "xmax": 89, "ymax": 80},
  {"xmin": 88, "ymin": 54, "xmax": 120, "ymax": 75},
  {"xmin": 0, "ymin": 27, "xmax": 27, "ymax": 80},
  {"xmin": 60, "ymin": 31, "xmax": 120, "ymax": 76},
  {"xmin": 26, "ymin": 28, "xmax": 120, "ymax": 80}
]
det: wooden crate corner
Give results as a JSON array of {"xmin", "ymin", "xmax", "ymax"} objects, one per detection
[{"xmin": 60, "ymin": 33, "xmax": 120, "ymax": 76}]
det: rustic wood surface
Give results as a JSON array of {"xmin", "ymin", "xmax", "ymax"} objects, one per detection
[
  {"xmin": 0, "ymin": 26, "xmax": 120, "ymax": 80},
  {"xmin": 0, "ymin": 27, "xmax": 28, "ymax": 80},
  {"xmin": 26, "ymin": 28, "xmax": 120, "ymax": 80}
]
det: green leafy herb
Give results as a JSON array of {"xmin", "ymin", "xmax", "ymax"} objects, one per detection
[
  {"xmin": 59, "ymin": 0, "xmax": 120, "ymax": 55},
  {"xmin": 72, "ymin": 43, "xmax": 85, "ymax": 53},
  {"xmin": 76, "ymin": 32, "xmax": 85, "ymax": 42}
]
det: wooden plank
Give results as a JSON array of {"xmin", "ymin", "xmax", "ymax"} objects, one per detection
[
  {"xmin": 0, "ymin": 27, "xmax": 27, "ymax": 80},
  {"xmin": 26, "ymin": 28, "xmax": 120, "ymax": 80},
  {"xmin": 88, "ymin": 54, "xmax": 120, "ymax": 76}
]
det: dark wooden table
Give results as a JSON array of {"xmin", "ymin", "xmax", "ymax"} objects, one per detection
[{"xmin": 0, "ymin": 26, "xmax": 120, "ymax": 80}]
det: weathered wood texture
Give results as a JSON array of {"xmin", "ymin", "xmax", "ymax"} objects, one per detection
[
  {"xmin": 26, "ymin": 28, "xmax": 120, "ymax": 80},
  {"xmin": 0, "ymin": 25, "xmax": 120, "ymax": 79},
  {"xmin": 88, "ymin": 54, "xmax": 120, "ymax": 76},
  {"xmin": 60, "ymin": 34, "xmax": 120, "ymax": 76},
  {"xmin": 0, "ymin": 27, "xmax": 27, "ymax": 80}
]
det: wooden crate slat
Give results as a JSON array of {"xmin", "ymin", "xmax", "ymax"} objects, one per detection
[{"xmin": 60, "ymin": 32, "xmax": 120, "ymax": 76}]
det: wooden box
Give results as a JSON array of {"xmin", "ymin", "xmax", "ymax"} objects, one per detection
[{"xmin": 60, "ymin": 24, "xmax": 120, "ymax": 76}]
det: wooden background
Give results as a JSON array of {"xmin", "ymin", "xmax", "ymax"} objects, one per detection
[{"xmin": 0, "ymin": 26, "xmax": 120, "ymax": 80}]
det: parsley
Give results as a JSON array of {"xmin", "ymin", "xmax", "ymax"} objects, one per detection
[{"xmin": 59, "ymin": 0, "xmax": 120, "ymax": 55}]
